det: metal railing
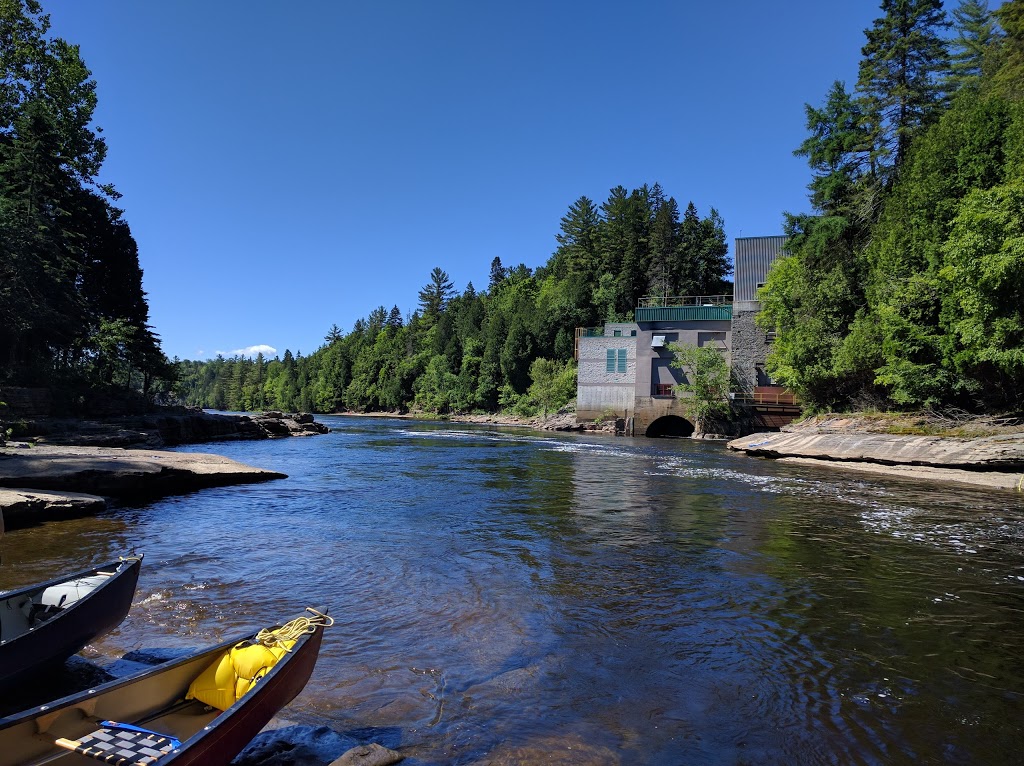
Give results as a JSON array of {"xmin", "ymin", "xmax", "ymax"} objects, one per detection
[
  {"xmin": 637, "ymin": 295, "xmax": 733, "ymax": 308},
  {"xmin": 732, "ymin": 389, "xmax": 800, "ymax": 406}
]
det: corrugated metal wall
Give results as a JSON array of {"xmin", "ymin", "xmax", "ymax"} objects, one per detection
[{"xmin": 734, "ymin": 236, "xmax": 787, "ymax": 302}]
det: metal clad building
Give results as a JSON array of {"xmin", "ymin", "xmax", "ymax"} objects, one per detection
[{"xmin": 734, "ymin": 236, "xmax": 788, "ymax": 303}]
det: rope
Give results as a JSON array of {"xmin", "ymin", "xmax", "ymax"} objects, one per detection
[
  {"xmin": 254, "ymin": 607, "xmax": 334, "ymax": 652},
  {"xmin": 1018, "ymin": 474, "xmax": 1024, "ymax": 492}
]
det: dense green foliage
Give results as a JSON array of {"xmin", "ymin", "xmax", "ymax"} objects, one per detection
[
  {"xmin": 761, "ymin": 0, "xmax": 1024, "ymax": 413},
  {"xmin": 0, "ymin": 0, "xmax": 170, "ymax": 393},
  {"xmin": 175, "ymin": 185, "xmax": 731, "ymax": 415},
  {"xmin": 667, "ymin": 342, "xmax": 731, "ymax": 431}
]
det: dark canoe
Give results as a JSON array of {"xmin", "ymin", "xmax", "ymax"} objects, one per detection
[
  {"xmin": 0, "ymin": 556, "xmax": 143, "ymax": 689},
  {"xmin": 0, "ymin": 608, "xmax": 328, "ymax": 766}
]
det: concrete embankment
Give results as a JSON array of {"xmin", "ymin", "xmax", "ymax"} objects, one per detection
[
  {"xmin": 0, "ymin": 445, "xmax": 287, "ymax": 528},
  {"xmin": 728, "ymin": 419, "xmax": 1024, "ymax": 490}
]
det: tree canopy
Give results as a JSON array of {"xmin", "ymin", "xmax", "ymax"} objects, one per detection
[
  {"xmin": 0, "ymin": 0, "xmax": 170, "ymax": 394},
  {"xmin": 760, "ymin": 0, "xmax": 1024, "ymax": 413},
  {"xmin": 175, "ymin": 185, "xmax": 733, "ymax": 416}
]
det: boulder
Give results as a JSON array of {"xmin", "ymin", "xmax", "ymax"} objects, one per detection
[{"xmin": 330, "ymin": 743, "xmax": 404, "ymax": 766}]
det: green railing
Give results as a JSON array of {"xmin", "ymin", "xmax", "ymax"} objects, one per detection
[
  {"xmin": 635, "ymin": 305, "xmax": 733, "ymax": 322},
  {"xmin": 637, "ymin": 295, "xmax": 732, "ymax": 308}
]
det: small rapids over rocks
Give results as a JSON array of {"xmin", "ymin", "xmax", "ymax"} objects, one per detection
[{"xmin": 2, "ymin": 416, "xmax": 1023, "ymax": 764}]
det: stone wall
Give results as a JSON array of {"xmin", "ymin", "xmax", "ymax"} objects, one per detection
[{"xmin": 729, "ymin": 307, "xmax": 771, "ymax": 393}]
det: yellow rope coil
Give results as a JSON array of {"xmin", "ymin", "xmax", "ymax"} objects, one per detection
[{"xmin": 255, "ymin": 607, "xmax": 334, "ymax": 652}]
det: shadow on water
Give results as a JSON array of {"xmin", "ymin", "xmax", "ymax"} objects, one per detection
[{"xmin": 2, "ymin": 416, "xmax": 1024, "ymax": 764}]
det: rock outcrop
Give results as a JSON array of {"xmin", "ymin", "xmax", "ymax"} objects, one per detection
[
  {"xmin": 0, "ymin": 445, "xmax": 287, "ymax": 527},
  {"xmin": 728, "ymin": 429, "xmax": 1024, "ymax": 470},
  {"xmin": 728, "ymin": 418, "xmax": 1024, "ymax": 490},
  {"xmin": 8, "ymin": 410, "xmax": 328, "ymax": 449},
  {"xmin": 0, "ymin": 487, "xmax": 107, "ymax": 527}
]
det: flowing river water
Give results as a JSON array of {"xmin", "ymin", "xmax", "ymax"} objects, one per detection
[{"xmin": 2, "ymin": 416, "xmax": 1024, "ymax": 764}]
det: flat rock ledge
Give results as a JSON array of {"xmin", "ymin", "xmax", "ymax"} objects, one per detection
[
  {"xmin": 0, "ymin": 445, "xmax": 286, "ymax": 527},
  {"xmin": 728, "ymin": 429, "xmax": 1024, "ymax": 490},
  {"xmin": 0, "ymin": 487, "xmax": 107, "ymax": 527}
]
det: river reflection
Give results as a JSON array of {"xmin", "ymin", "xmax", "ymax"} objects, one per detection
[{"xmin": 1, "ymin": 418, "xmax": 1023, "ymax": 764}]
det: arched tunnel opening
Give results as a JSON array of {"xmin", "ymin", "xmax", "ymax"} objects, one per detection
[{"xmin": 645, "ymin": 415, "xmax": 695, "ymax": 438}]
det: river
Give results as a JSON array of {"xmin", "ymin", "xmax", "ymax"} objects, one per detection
[{"xmin": 2, "ymin": 416, "xmax": 1023, "ymax": 764}]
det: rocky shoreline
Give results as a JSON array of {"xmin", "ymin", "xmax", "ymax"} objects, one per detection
[
  {"xmin": 0, "ymin": 444, "xmax": 288, "ymax": 528},
  {"xmin": 728, "ymin": 415, "xmax": 1024, "ymax": 491},
  {"xmin": 0, "ymin": 409, "xmax": 331, "ymax": 529}
]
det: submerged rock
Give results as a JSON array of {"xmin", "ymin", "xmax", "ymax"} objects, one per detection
[{"xmin": 330, "ymin": 743, "xmax": 404, "ymax": 766}]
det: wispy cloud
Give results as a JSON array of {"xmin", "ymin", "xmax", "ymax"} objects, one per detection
[{"xmin": 219, "ymin": 344, "xmax": 277, "ymax": 358}]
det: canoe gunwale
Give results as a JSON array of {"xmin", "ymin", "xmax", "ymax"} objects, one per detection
[
  {"xmin": 0, "ymin": 557, "xmax": 143, "ymax": 687},
  {"xmin": 0, "ymin": 608, "xmax": 328, "ymax": 766}
]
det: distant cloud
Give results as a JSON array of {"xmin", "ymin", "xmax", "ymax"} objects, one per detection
[{"xmin": 225, "ymin": 344, "xmax": 277, "ymax": 358}]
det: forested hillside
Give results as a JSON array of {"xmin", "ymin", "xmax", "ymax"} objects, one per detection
[
  {"xmin": 761, "ymin": 0, "xmax": 1024, "ymax": 414},
  {"xmin": 174, "ymin": 186, "xmax": 731, "ymax": 414},
  {"xmin": 0, "ymin": 0, "xmax": 170, "ymax": 393}
]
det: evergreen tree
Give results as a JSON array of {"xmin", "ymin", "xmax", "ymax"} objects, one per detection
[
  {"xmin": 488, "ymin": 256, "xmax": 505, "ymax": 292},
  {"xmin": 386, "ymin": 305, "xmax": 404, "ymax": 329},
  {"xmin": 553, "ymin": 196, "xmax": 601, "ymax": 278},
  {"xmin": 947, "ymin": 1, "xmax": 1001, "ymax": 92},
  {"xmin": 993, "ymin": 0, "xmax": 1024, "ymax": 98},
  {"xmin": 857, "ymin": 0, "xmax": 950, "ymax": 173},
  {"xmin": 417, "ymin": 266, "xmax": 455, "ymax": 322},
  {"xmin": 647, "ymin": 196, "xmax": 680, "ymax": 297}
]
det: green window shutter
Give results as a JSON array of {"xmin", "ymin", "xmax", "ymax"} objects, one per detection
[
  {"xmin": 617, "ymin": 348, "xmax": 627, "ymax": 373},
  {"xmin": 606, "ymin": 349, "xmax": 615, "ymax": 372}
]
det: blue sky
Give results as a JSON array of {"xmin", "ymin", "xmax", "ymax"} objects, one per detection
[{"xmin": 48, "ymin": 1, "xmax": 886, "ymax": 361}]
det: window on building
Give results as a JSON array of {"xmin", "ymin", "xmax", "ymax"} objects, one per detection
[
  {"xmin": 630, "ymin": 330, "xmax": 637, "ymax": 336},
  {"xmin": 766, "ymin": 331, "xmax": 777, "ymax": 343},
  {"xmin": 606, "ymin": 349, "xmax": 615, "ymax": 372},
  {"xmin": 613, "ymin": 329, "xmax": 622, "ymax": 337},
  {"xmin": 617, "ymin": 347, "xmax": 627, "ymax": 373}
]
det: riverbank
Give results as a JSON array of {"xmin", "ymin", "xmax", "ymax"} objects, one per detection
[
  {"xmin": 728, "ymin": 414, "xmax": 1024, "ymax": 491},
  {"xmin": 332, "ymin": 407, "xmax": 618, "ymax": 434},
  {"xmin": 0, "ymin": 444, "xmax": 287, "ymax": 528}
]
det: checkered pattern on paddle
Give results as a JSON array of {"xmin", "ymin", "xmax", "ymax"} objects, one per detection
[{"xmin": 55, "ymin": 721, "xmax": 181, "ymax": 765}]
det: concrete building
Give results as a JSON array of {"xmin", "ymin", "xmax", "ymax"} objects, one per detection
[{"xmin": 575, "ymin": 236, "xmax": 795, "ymax": 436}]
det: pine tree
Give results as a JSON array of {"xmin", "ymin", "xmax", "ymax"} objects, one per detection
[
  {"xmin": 647, "ymin": 196, "xmax": 680, "ymax": 297},
  {"xmin": 795, "ymin": 80, "xmax": 876, "ymax": 214},
  {"xmin": 417, "ymin": 266, "xmax": 455, "ymax": 322},
  {"xmin": 947, "ymin": 1, "xmax": 1001, "ymax": 92},
  {"xmin": 553, "ymin": 196, "xmax": 601, "ymax": 278},
  {"xmin": 488, "ymin": 256, "xmax": 505, "ymax": 292},
  {"xmin": 993, "ymin": 0, "xmax": 1024, "ymax": 98},
  {"xmin": 857, "ymin": 0, "xmax": 950, "ymax": 173},
  {"xmin": 386, "ymin": 305, "xmax": 404, "ymax": 330}
]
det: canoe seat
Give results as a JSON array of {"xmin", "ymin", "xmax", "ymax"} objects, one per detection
[
  {"xmin": 0, "ymin": 595, "xmax": 33, "ymax": 642},
  {"xmin": 55, "ymin": 720, "xmax": 180, "ymax": 765}
]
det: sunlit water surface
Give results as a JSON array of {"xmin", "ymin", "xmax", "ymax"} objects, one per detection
[{"xmin": 3, "ymin": 417, "xmax": 1024, "ymax": 764}]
